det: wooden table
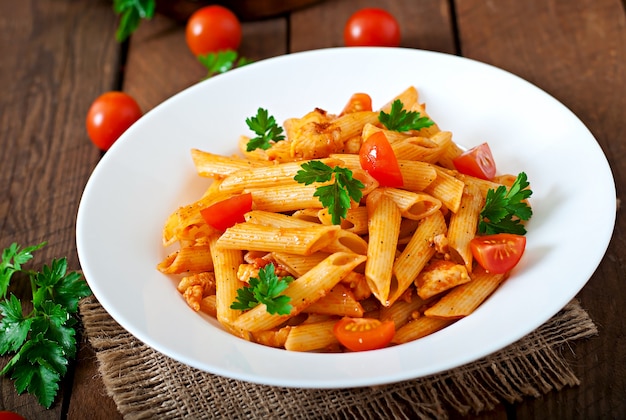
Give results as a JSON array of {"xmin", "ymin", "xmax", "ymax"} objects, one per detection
[{"xmin": 1, "ymin": 0, "xmax": 624, "ymax": 418}]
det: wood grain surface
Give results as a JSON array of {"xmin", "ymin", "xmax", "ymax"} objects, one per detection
[{"xmin": 1, "ymin": 0, "xmax": 624, "ymax": 418}]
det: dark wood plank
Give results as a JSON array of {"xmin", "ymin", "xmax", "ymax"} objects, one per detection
[
  {"xmin": 290, "ymin": 0, "xmax": 457, "ymax": 53},
  {"xmin": 0, "ymin": 0, "xmax": 120, "ymax": 418},
  {"xmin": 455, "ymin": 0, "xmax": 626, "ymax": 418}
]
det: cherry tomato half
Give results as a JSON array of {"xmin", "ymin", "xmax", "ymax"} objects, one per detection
[
  {"xmin": 470, "ymin": 233, "xmax": 526, "ymax": 274},
  {"xmin": 185, "ymin": 5, "xmax": 242, "ymax": 56},
  {"xmin": 452, "ymin": 142, "xmax": 497, "ymax": 180},
  {"xmin": 86, "ymin": 91, "xmax": 142, "ymax": 151},
  {"xmin": 333, "ymin": 317, "xmax": 396, "ymax": 352},
  {"xmin": 339, "ymin": 93, "xmax": 373, "ymax": 116},
  {"xmin": 200, "ymin": 193, "xmax": 253, "ymax": 231},
  {"xmin": 359, "ymin": 131, "xmax": 404, "ymax": 187},
  {"xmin": 344, "ymin": 8, "xmax": 401, "ymax": 47}
]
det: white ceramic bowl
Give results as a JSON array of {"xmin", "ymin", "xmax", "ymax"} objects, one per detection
[{"xmin": 76, "ymin": 47, "xmax": 616, "ymax": 388}]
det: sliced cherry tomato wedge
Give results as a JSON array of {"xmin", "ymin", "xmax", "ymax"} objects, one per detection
[
  {"xmin": 200, "ymin": 193, "xmax": 253, "ymax": 231},
  {"xmin": 470, "ymin": 233, "xmax": 526, "ymax": 274},
  {"xmin": 359, "ymin": 131, "xmax": 404, "ymax": 187},
  {"xmin": 452, "ymin": 142, "xmax": 497, "ymax": 180},
  {"xmin": 333, "ymin": 317, "xmax": 395, "ymax": 352},
  {"xmin": 339, "ymin": 93, "xmax": 373, "ymax": 115}
]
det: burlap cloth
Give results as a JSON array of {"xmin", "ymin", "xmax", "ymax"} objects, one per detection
[{"xmin": 79, "ymin": 297, "xmax": 597, "ymax": 419}]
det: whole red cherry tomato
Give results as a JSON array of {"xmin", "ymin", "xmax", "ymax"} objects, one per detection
[
  {"xmin": 185, "ymin": 5, "xmax": 242, "ymax": 56},
  {"xmin": 344, "ymin": 8, "xmax": 401, "ymax": 47},
  {"xmin": 86, "ymin": 91, "xmax": 142, "ymax": 151},
  {"xmin": 0, "ymin": 411, "xmax": 27, "ymax": 420}
]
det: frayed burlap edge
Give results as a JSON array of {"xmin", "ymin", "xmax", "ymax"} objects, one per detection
[{"xmin": 78, "ymin": 297, "xmax": 597, "ymax": 420}]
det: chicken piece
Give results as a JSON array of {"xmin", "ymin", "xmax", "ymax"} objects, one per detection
[
  {"xmin": 415, "ymin": 259, "xmax": 470, "ymax": 299},
  {"xmin": 285, "ymin": 108, "xmax": 343, "ymax": 159},
  {"xmin": 177, "ymin": 272, "xmax": 217, "ymax": 312}
]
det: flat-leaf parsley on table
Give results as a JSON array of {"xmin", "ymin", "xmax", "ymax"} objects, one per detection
[
  {"xmin": 113, "ymin": 0, "xmax": 156, "ymax": 42},
  {"xmin": 0, "ymin": 242, "xmax": 92, "ymax": 408}
]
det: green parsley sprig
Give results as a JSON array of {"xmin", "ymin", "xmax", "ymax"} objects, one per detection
[
  {"xmin": 294, "ymin": 161, "xmax": 365, "ymax": 225},
  {"xmin": 113, "ymin": 0, "xmax": 156, "ymax": 42},
  {"xmin": 479, "ymin": 172, "xmax": 533, "ymax": 235},
  {"xmin": 198, "ymin": 50, "xmax": 252, "ymax": 79},
  {"xmin": 231, "ymin": 263, "xmax": 294, "ymax": 315},
  {"xmin": 245, "ymin": 108, "xmax": 286, "ymax": 151},
  {"xmin": 0, "ymin": 242, "xmax": 92, "ymax": 408},
  {"xmin": 379, "ymin": 99, "xmax": 434, "ymax": 132}
]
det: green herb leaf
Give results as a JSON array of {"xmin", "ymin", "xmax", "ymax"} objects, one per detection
[
  {"xmin": 113, "ymin": 0, "xmax": 156, "ymax": 42},
  {"xmin": 295, "ymin": 161, "xmax": 364, "ymax": 225},
  {"xmin": 0, "ymin": 295, "xmax": 32, "ymax": 354},
  {"xmin": 0, "ymin": 242, "xmax": 46, "ymax": 298},
  {"xmin": 245, "ymin": 108, "xmax": 286, "ymax": 152},
  {"xmin": 378, "ymin": 99, "xmax": 434, "ymax": 132},
  {"xmin": 230, "ymin": 263, "xmax": 294, "ymax": 315},
  {"xmin": 0, "ymin": 242, "xmax": 92, "ymax": 407},
  {"xmin": 478, "ymin": 172, "xmax": 533, "ymax": 235},
  {"xmin": 31, "ymin": 258, "xmax": 92, "ymax": 313},
  {"xmin": 8, "ymin": 334, "xmax": 65, "ymax": 408},
  {"xmin": 198, "ymin": 50, "xmax": 253, "ymax": 79}
]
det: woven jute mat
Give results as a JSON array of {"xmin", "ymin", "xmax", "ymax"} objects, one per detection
[{"xmin": 79, "ymin": 297, "xmax": 597, "ymax": 419}]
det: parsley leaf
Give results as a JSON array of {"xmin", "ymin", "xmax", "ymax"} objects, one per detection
[
  {"xmin": 245, "ymin": 108, "xmax": 286, "ymax": 151},
  {"xmin": 378, "ymin": 99, "xmax": 434, "ymax": 132},
  {"xmin": 197, "ymin": 50, "xmax": 253, "ymax": 79},
  {"xmin": 0, "ymin": 243, "xmax": 92, "ymax": 408},
  {"xmin": 478, "ymin": 172, "xmax": 533, "ymax": 235},
  {"xmin": 230, "ymin": 263, "xmax": 294, "ymax": 315},
  {"xmin": 1, "ymin": 242, "xmax": 46, "ymax": 298},
  {"xmin": 294, "ymin": 161, "xmax": 364, "ymax": 225},
  {"xmin": 113, "ymin": 0, "xmax": 156, "ymax": 42}
]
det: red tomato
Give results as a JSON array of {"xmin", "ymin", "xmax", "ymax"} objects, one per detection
[
  {"xmin": 452, "ymin": 142, "xmax": 497, "ymax": 180},
  {"xmin": 333, "ymin": 317, "xmax": 395, "ymax": 352},
  {"xmin": 86, "ymin": 92, "xmax": 142, "ymax": 151},
  {"xmin": 0, "ymin": 412, "xmax": 27, "ymax": 420},
  {"xmin": 470, "ymin": 233, "xmax": 526, "ymax": 274},
  {"xmin": 185, "ymin": 5, "xmax": 242, "ymax": 56},
  {"xmin": 340, "ymin": 93, "xmax": 373, "ymax": 115},
  {"xmin": 359, "ymin": 131, "xmax": 404, "ymax": 187},
  {"xmin": 344, "ymin": 8, "xmax": 401, "ymax": 47},
  {"xmin": 200, "ymin": 193, "xmax": 253, "ymax": 231}
]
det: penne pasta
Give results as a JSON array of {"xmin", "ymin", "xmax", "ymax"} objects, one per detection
[
  {"xmin": 207, "ymin": 231, "xmax": 249, "ymax": 339},
  {"xmin": 159, "ymin": 86, "xmax": 532, "ymax": 353},
  {"xmin": 191, "ymin": 148, "xmax": 271, "ymax": 178},
  {"xmin": 157, "ymin": 244, "xmax": 214, "ymax": 274},
  {"xmin": 447, "ymin": 183, "xmax": 483, "ymax": 272},
  {"xmin": 381, "ymin": 187, "xmax": 442, "ymax": 220},
  {"xmin": 424, "ymin": 266, "xmax": 507, "ymax": 319},
  {"xmin": 284, "ymin": 320, "xmax": 339, "ymax": 352},
  {"xmin": 390, "ymin": 211, "xmax": 447, "ymax": 305},
  {"xmin": 232, "ymin": 252, "xmax": 367, "ymax": 332},
  {"xmin": 364, "ymin": 189, "xmax": 402, "ymax": 306},
  {"xmin": 423, "ymin": 166, "xmax": 465, "ymax": 213},
  {"xmin": 216, "ymin": 223, "xmax": 340, "ymax": 256}
]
